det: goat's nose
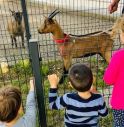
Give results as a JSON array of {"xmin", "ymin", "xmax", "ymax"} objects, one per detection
[{"xmin": 38, "ymin": 28, "xmax": 42, "ymax": 34}]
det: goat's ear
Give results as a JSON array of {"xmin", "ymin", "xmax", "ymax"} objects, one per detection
[
  {"xmin": 43, "ymin": 15, "xmax": 47, "ymax": 19},
  {"xmin": 53, "ymin": 19, "xmax": 57, "ymax": 24},
  {"xmin": 40, "ymin": 15, "xmax": 47, "ymax": 22},
  {"xmin": 9, "ymin": 9, "xmax": 15, "ymax": 15},
  {"xmin": 45, "ymin": 19, "xmax": 54, "ymax": 25}
]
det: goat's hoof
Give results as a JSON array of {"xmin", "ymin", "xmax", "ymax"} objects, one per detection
[
  {"xmin": 15, "ymin": 45, "xmax": 18, "ymax": 48},
  {"xmin": 22, "ymin": 44, "xmax": 25, "ymax": 48},
  {"xmin": 12, "ymin": 44, "xmax": 14, "ymax": 48},
  {"xmin": 59, "ymin": 78, "xmax": 64, "ymax": 84}
]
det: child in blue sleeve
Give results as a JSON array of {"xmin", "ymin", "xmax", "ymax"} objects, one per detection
[{"xmin": 0, "ymin": 78, "xmax": 36, "ymax": 127}]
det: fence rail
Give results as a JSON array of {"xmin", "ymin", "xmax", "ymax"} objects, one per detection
[{"xmin": 29, "ymin": 39, "xmax": 47, "ymax": 127}]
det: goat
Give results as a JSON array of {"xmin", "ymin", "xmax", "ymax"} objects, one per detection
[
  {"xmin": 110, "ymin": 16, "xmax": 124, "ymax": 44},
  {"xmin": 7, "ymin": 9, "xmax": 25, "ymax": 47},
  {"xmin": 38, "ymin": 10, "xmax": 114, "ymax": 84}
]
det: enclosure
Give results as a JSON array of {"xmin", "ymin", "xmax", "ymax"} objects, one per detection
[{"xmin": 0, "ymin": 0, "xmax": 124, "ymax": 127}]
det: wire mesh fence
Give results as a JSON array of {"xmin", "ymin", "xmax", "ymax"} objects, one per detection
[{"xmin": 0, "ymin": 0, "xmax": 124, "ymax": 127}]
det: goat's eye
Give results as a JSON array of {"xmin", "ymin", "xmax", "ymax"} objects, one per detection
[
  {"xmin": 44, "ymin": 24, "xmax": 47, "ymax": 28},
  {"xmin": 44, "ymin": 21, "xmax": 48, "ymax": 27}
]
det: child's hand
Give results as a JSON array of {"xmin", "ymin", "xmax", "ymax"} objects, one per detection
[
  {"xmin": 29, "ymin": 77, "xmax": 35, "ymax": 91},
  {"xmin": 90, "ymin": 85, "xmax": 98, "ymax": 93},
  {"xmin": 108, "ymin": 0, "xmax": 119, "ymax": 14},
  {"xmin": 48, "ymin": 74, "xmax": 59, "ymax": 88}
]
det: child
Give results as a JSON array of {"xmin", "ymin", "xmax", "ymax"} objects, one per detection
[
  {"xmin": 48, "ymin": 63, "xmax": 108, "ymax": 127},
  {"xmin": 0, "ymin": 78, "xmax": 36, "ymax": 127},
  {"xmin": 103, "ymin": 48, "xmax": 124, "ymax": 127}
]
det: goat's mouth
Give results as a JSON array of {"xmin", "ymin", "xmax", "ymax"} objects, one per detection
[
  {"xmin": 18, "ymin": 21, "xmax": 21, "ymax": 25},
  {"xmin": 38, "ymin": 29, "xmax": 43, "ymax": 34}
]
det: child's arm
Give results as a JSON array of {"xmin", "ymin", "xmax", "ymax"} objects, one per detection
[
  {"xmin": 98, "ymin": 95, "xmax": 108, "ymax": 117},
  {"xmin": 90, "ymin": 85, "xmax": 98, "ymax": 93},
  {"xmin": 23, "ymin": 77, "xmax": 36, "ymax": 127},
  {"xmin": 48, "ymin": 74, "xmax": 68, "ymax": 109}
]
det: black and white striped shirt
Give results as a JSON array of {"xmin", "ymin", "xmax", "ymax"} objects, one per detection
[{"xmin": 49, "ymin": 88, "xmax": 108, "ymax": 127}]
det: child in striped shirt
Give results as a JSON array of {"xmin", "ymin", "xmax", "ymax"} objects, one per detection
[{"xmin": 48, "ymin": 63, "xmax": 108, "ymax": 127}]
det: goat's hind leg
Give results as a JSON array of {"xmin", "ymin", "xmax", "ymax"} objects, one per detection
[{"xmin": 104, "ymin": 46, "xmax": 112, "ymax": 64}]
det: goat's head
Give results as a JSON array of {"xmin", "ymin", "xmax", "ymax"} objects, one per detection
[
  {"xmin": 10, "ymin": 9, "xmax": 23, "ymax": 25},
  {"xmin": 38, "ymin": 9, "xmax": 60, "ymax": 34}
]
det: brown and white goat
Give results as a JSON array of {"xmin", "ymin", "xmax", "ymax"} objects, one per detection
[
  {"xmin": 7, "ymin": 9, "xmax": 25, "ymax": 47},
  {"xmin": 38, "ymin": 10, "xmax": 114, "ymax": 83}
]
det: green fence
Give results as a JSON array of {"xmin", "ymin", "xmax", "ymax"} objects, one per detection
[{"xmin": 0, "ymin": 0, "xmax": 123, "ymax": 126}]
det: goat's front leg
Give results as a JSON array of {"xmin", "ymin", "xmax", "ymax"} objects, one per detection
[
  {"xmin": 13, "ymin": 37, "xmax": 17, "ymax": 48},
  {"xmin": 11, "ymin": 35, "xmax": 14, "ymax": 47},
  {"xmin": 21, "ymin": 34, "xmax": 25, "ymax": 48},
  {"xmin": 59, "ymin": 56, "xmax": 72, "ymax": 84},
  {"xmin": 59, "ymin": 66, "xmax": 69, "ymax": 84}
]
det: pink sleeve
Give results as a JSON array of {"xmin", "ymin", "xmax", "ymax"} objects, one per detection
[{"xmin": 103, "ymin": 52, "xmax": 120, "ymax": 85}]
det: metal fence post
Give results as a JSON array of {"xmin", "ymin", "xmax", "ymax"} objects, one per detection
[
  {"xmin": 29, "ymin": 39, "xmax": 47, "ymax": 127},
  {"xmin": 21, "ymin": 0, "xmax": 31, "ymax": 45}
]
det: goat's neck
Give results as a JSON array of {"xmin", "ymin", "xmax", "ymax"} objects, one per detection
[{"xmin": 52, "ymin": 26, "xmax": 65, "ymax": 40}]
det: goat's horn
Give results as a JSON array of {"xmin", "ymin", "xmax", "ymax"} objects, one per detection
[
  {"xmin": 48, "ymin": 9, "xmax": 58, "ymax": 17},
  {"xmin": 48, "ymin": 9, "xmax": 60, "ymax": 19}
]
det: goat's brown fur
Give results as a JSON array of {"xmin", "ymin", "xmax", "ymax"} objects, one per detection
[
  {"xmin": 110, "ymin": 17, "xmax": 124, "ymax": 39},
  {"xmin": 38, "ymin": 18, "xmax": 114, "ymax": 83},
  {"xmin": 7, "ymin": 11, "xmax": 25, "ymax": 47}
]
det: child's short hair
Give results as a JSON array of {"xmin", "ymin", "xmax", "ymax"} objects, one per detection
[
  {"xmin": 69, "ymin": 63, "xmax": 93, "ymax": 92},
  {"xmin": 0, "ymin": 86, "xmax": 21, "ymax": 122}
]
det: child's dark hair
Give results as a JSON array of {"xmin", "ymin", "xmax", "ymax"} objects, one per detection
[
  {"xmin": 0, "ymin": 86, "xmax": 21, "ymax": 122},
  {"xmin": 69, "ymin": 63, "xmax": 93, "ymax": 92}
]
